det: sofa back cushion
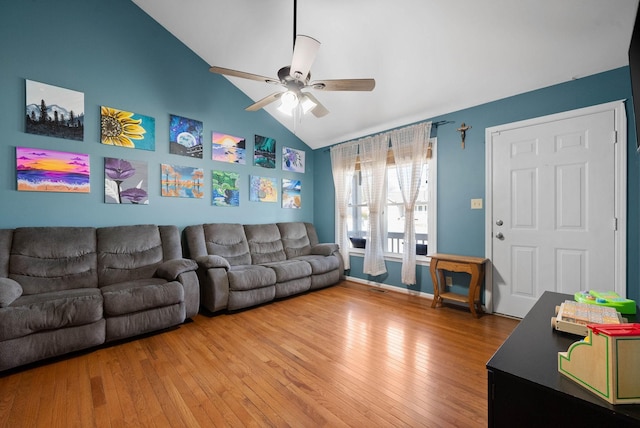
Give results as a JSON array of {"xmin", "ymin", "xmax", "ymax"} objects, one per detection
[
  {"xmin": 201, "ymin": 223, "xmax": 252, "ymax": 266},
  {"xmin": 0, "ymin": 229, "xmax": 13, "ymax": 277},
  {"xmin": 244, "ymin": 224, "xmax": 286, "ymax": 264},
  {"xmin": 97, "ymin": 225, "xmax": 167, "ymax": 286},
  {"xmin": 9, "ymin": 227, "xmax": 98, "ymax": 294},
  {"xmin": 277, "ymin": 222, "xmax": 312, "ymax": 258}
]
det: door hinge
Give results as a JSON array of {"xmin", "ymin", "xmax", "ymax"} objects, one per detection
[
  {"xmin": 612, "ymin": 130, "xmax": 618, "ymax": 144},
  {"xmin": 613, "ymin": 217, "xmax": 618, "ymax": 231}
]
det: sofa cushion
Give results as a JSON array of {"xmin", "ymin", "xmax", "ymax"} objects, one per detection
[
  {"xmin": 0, "ymin": 278, "xmax": 22, "ymax": 307},
  {"xmin": 97, "ymin": 225, "xmax": 165, "ymax": 286},
  {"xmin": 101, "ymin": 278, "xmax": 183, "ymax": 316},
  {"xmin": 10, "ymin": 227, "xmax": 98, "ymax": 294},
  {"xmin": 261, "ymin": 260, "xmax": 312, "ymax": 282},
  {"xmin": 0, "ymin": 288, "xmax": 103, "ymax": 341},
  {"xmin": 227, "ymin": 265, "xmax": 276, "ymax": 291},
  {"xmin": 277, "ymin": 222, "xmax": 312, "ymax": 258},
  {"xmin": 201, "ymin": 223, "xmax": 252, "ymax": 266},
  {"xmin": 294, "ymin": 255, "xmax": 340, "ymax": 275},
  {"xmin": 244, "ymin": 224, "xmax": 286, "ymax": 264}
]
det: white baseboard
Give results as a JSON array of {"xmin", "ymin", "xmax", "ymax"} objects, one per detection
[{"xmin": 344, "ymin": 275, "xmax": 434, "ymax": 300}]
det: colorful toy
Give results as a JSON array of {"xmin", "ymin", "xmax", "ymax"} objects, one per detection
[
  {"xmin": 552, "ymin": 300, "xmax": 625, "ymax": 336},
  {"xmin": 559, "ymin": 323, "xmax": 640, "ymax": 404},
  {"xmin": 574, "ymin": 290, "xmax": 636, "ymax": 315}
]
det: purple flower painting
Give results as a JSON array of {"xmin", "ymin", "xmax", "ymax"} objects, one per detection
[{"xmin": 104, "ymin": 157, "xmax": 149, "ymax": 204}]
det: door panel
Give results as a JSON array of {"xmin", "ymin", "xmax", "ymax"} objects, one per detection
[{"xmin": 490, "ymin": 106, "xmax": 621, "ymax": 318}]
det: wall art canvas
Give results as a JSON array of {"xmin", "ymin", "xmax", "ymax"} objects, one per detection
[
  {"xmin": 161, "ymin": 164, "xmax": 204, "ymax": 199},
  {"xmin": 254, "ymin": 135, "xmax": 276, "ymax": 168},
  {"xmin": 169, "ymin": 114, "xmax": 203, "ymax": 158},
  {"xmin": 212, "ymin": 132, "xmax": 246, "ymax": 164},
  {"xmin": 101, "ymin": 106, "xmax": 155, "ymax": 151},
  {"xmin": 282, "ymin": 146, "xmax": 305, "ymax": 173},
  {"xmin": 249, "ymin": 175, "xmax": 277, "ymax": 203},
  {"xmin": 16, "ymin": 146, "xmax": 90, "ymax": 193},
  {"xmin": 282, "ymin": 179, "xmax": 302, "ymax": 209},
  {"xmin": 212, "ymin": 170, "xmax": 240, "ymax": 207},
  {"xmin": 25, "ymin": 79, "xmax": 84, "ymax": 141},
  {"xmin": 104, "ymin": 157, "xmax": 149, "ymax": 204}
]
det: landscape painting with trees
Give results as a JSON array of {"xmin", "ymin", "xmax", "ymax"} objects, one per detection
[
  {"xmin": 25, "ymin": 79, "xmax": 84, "ymax": 141},
  {"xmin": 212, "ymin": 170, "xmax": 239, "ymax": 207},
  {"xmin": 161, "ymin": 164, "xmax": 204, "ymax": 199}
]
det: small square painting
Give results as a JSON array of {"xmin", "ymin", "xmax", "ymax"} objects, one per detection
[{"xmin": 169, "ymin": 114, "xmax": 203, "ymax": 158}]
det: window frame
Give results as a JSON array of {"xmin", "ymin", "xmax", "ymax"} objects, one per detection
[{"xmin": 339, "ymin": 137, "xmax": 437, "ymax": 264}]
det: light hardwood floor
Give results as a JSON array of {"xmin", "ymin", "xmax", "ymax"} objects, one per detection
[{"xmin": 0, "ymin": 281, "xmax": 518, "ymax": 427}]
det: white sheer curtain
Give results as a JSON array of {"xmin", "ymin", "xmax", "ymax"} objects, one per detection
[
  {"xmin": 330, "ymin": 142, "xmax": 359, "ymax": 270},
  {"xmin": 390, "ymin": 122, "xmax": 431, "ymax": 285},
  {"xmin": 359, "ymin": 134, "xmax": 389, "ymax": 276}
]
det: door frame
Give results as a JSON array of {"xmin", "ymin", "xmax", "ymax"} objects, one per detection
[{"xmin": 484, "ymin": 100, "xmax": 627, "ymax": 314}]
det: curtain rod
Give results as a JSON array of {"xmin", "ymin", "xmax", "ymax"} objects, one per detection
[{"xmin": 323, "ymin": 120, "xmax": 453, "ymax": 152}]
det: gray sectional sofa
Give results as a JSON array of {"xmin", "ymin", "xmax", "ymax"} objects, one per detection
[
  {"xmin": 185, "ymin": 222, "xmax": 344, "ymax": 312},
  {"xmin": 0, "ymin": 224, "xmax": 199, "ymax": 372}
]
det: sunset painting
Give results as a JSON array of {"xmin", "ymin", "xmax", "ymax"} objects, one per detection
[
  {"xmin": 212, "ymin": 132, "xmax": 246, "ymax": 164},
  {"xmin": 16, "ymin": 147, "xmax": 90, "ymax": 193}
]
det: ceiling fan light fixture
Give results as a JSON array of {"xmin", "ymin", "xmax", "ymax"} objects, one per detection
[
  {"xmin": 300, "ymin": 94, "xmax": 316, "ymax": 114},
  {"xmin": 278, "ymin": 91, "xmax": 299, "ymax": 115}
]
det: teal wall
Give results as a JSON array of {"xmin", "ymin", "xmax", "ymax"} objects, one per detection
[
  {"xmin": 0, "ymin": 0, "xmax": 313, "ymax": 230},
  {"xmin": 313, "ymin": 67, "xmax": 640, "ymax": 304}
]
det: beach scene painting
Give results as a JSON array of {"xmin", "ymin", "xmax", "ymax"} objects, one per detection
[
  {"xmin": 254, "ymin": 135, "xmax": 276, "ymax": 168},
  {"xmin": 212, "ymin": 132, "xmax": 246, "ymax": 164},
  {"xmin": 212, "ymin": 170, "xmax": 240, "ymax": 207},
  {"xmin": 282, "ymin": 147, "xmax": 305, "ymax": 173},
  {"xmin": 101, "ymin": 106, "xmax": 155, "ymax": 151},
  {"xmin": 282, "ymin": 178, "xmax": 302, "ymax": 209},
  {"xmin": 25, "ymin": 79, "xmax": 84, "ymax": 141},
  {"xmin": 249, "ymin": 175, "xmax": 277, "ymax": 203},
  {"xmin": 169, "ymin": 114, "xmax": 203, "ymax": 158},
  {"xmin": 161, "ymin": 164, "xmax": 204, "ymax": 199},
  {"xmin": 16, "ymin": 146, "xmax": 90, "ymax": 193},
  {"xmin": 104, "ymin": 157, "xmax": 149, "ymax": 204}
]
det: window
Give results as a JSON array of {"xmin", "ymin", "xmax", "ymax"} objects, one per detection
[{"xmin": 346, "ymin": 138, "xmax": 436, "ymax": 256}]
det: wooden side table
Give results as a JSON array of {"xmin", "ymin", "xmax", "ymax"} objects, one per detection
[{"xmin": 430, "ymin": 253, "xmax": 488, "ymax": 317}]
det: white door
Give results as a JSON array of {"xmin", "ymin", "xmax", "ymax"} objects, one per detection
[{"xmin": 486, "ymin": 101, "xmax": 626, "ymax": 318}]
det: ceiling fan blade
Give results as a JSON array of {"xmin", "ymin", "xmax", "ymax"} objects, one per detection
[
  {"xmin": 245, "ymin": 92, "xmax": 283, "ymax": 111},
  {"xmin": 310, "ymin": 78, "xmax": 376, "ymax": 91},
  {"xmin": 210, "ymin": 66, "xmax": 279, "ymax": 85},
  {"xmin": 290, "ymin": 35, "xmax": 320, "ymax": 81},
  {"xmin": 304, "ymin": 93, "xmax": 329, "ymax": 117}
]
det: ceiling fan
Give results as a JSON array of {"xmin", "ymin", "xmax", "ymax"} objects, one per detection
[{"xmin": 209, "ymin": 0, "xmax": 375, "ymax": 118}]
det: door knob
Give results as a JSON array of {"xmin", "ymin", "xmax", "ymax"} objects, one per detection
[
  {"xmin": 496, "ymin": 220, "xmax": 503, "ymax": 226},
  {"xmin": 496, "ymin": 232, "xmax": 504, "ymax": 240}
]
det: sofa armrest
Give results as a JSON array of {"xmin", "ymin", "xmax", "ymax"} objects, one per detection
[
  {"xmin": 195, "ymin": 255, "xmax": 231, "ymax": 271},
  {"xmin": 311, "ymin": 243, "xmax": 339, "ymax": 256},
  {"xmin": 156, "ymin": 259, "xmax": 198, "ymax": 281},
  {"xmin": 0, "ymin": 277, "xmax": 23, "ymax": 307}
]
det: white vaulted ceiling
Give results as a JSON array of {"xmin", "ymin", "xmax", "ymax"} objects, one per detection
[{"xmin": 132, "ymin": 0, "xmax": 639, "ymax": 149}]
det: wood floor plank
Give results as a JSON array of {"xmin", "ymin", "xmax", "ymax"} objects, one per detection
[{"xmin": 0, "ymin": 281, "xmax": 518, "ymax": 427}]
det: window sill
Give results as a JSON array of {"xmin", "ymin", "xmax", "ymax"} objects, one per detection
[{"xmin": 348, "ymin": 249, "xmax": 431, "ymax": 266}]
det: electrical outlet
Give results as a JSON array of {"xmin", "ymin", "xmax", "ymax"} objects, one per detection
[
  {"xmin": 445, "ymin": 276, "xmax": 453, "ymax": 286},
  {"xmin": 471, "ymin": 198, "xmax": 483, "ymax": 209}
]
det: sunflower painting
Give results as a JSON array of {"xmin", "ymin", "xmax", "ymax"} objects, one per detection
[{"xmin": 100, "ymin": 106, "xmax": 155, "ymax": 151}]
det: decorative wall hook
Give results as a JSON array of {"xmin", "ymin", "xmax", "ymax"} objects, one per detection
[{"xmin": 457, "ymin": 122, "xmax": 472, "ymax": 149}]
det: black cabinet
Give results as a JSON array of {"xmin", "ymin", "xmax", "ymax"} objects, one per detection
[{"xmin": 486, "ymin": 291, "xmax": 640, "ymax": 427}]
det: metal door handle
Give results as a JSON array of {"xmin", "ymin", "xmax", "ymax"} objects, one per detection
[{"xmin": 496, "ymin": 232, "xmax": 504, "ymax": 240}]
